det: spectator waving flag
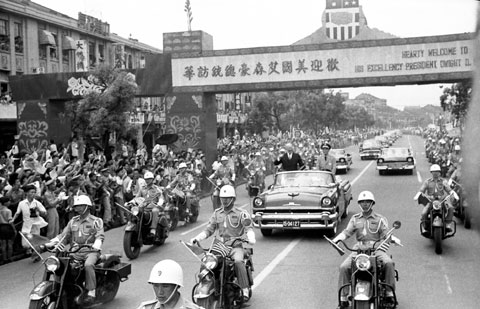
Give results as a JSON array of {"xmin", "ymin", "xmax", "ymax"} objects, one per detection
[{"xmin": 210, "ymin": 237, "xmax": 231, "ymax": 257}]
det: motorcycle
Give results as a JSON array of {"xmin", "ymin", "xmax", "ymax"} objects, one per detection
[
  {"xmin": 27, "ymin": 240, "xmax": 131, "ymax": 309},
  {"xmin": 165, "ymin": 185, "xmax": 199, "ymax": 231},
  {"xmin": 182, "ymin": 237, "xmax": 254, "ymax": 309},
  {"xmin": 415, "ymin": 191, "xmax": 456, "ymax": 254},
  {"xmin": 325, "ymin": 221, "xmax": 402, "ymax": 309},
  {"xmin": 121, "ymin": 197, "xmax": 169, "ymax": 260},
  {"xmin": 246, "ymin": 168, "xmax": 264, "ymax": 197},
  {"xmin": 449, "ymin": 179, "xmax": 471, "ymax": 229}
]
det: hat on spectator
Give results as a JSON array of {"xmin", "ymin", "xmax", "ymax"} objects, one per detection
[
  {"xmin": 221, "ymin": 156, "xmax": 229, "ymax": 161},
  {"xmin": 0, "ymin": 196, "xmax": 10, "ymax": 204}
]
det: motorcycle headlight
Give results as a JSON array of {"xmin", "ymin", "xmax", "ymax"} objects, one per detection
[
  {"xmin": 322, "ymin": 197, "xmax": 332, "ymax": 206},
  {"xmin": 45, "ymin": 256, "xmax": 60, "ymax": 272},
  {"xmin": 355, "ymin": 254, "xmax": 371, "ymax": 271},
  {"xmin": 131, "ymin": 206, "xmax": 140, "ymax": 216},
  {"xmin": 253, "ymin": 197, "xmax": 264, "ymax": 208},
  {"xmin": 202, "ymin": 253, "xmax": 218, "ymax": 270},
  {"xmin": 432, "ymin": 200, "xmax": 441, "ymax": 210}
]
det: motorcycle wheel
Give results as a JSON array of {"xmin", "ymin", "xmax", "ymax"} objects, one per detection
[
  {"xmin": 190, "ymin": 205, "xmax": 199, "ymax": 223},
  {"xmin": 464, "ymin": 208, "xmax": 471, "ymax": 229},
  {"xmin": 196, "ymin": 294, "xmax": 218, "ymax": 309},
  {"xmin": 433, "ymin": 227, "xmax": 443, "ymax": 254},
  {"xmin": 168, "ymin": 209, "xmax": 179, "ymax": 231},
  {"xmin": 123, "ymin": 232, "xmax": 141, "ymax": 260}
]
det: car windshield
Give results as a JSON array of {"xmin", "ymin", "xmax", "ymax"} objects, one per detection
[
  {"xmin": 383, "ymin": 148, "xmax": 409, "ymax": 157},
  {"xmin": 362, "ymin": 140, "xmax": 380, "ymax": 148},
  {"xmin": 274, "ymin": 172, "xmax": 334, "ymax": 187}
]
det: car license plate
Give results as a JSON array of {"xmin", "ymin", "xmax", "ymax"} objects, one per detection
[{"xmin": 283, "ymin": 220, "xmax": 301, "ymax": 228}]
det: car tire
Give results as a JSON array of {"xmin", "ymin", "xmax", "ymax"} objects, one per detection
[{"xmin": 261, "ymin": 229, "xmax": 273, "ymax": 236}]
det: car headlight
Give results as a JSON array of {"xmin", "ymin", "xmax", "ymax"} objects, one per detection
[
  {"xmin": 253, "ymin": 197, "xmax": 264, "ymax": 208},
  {"xmin": 45, "ymin": 256, "xmax": 60, "ymax": 272},
  {"xmin": 355, "ymin": 254, "xmax": 371, "ymax": 271},
  {"xmin": 202, "ymin": 253, "xmax": 218, "ymax": 269},
  {"xmin": 339, "ymin": 158, "xmax": 346, "ymax": 163},
  {"xmin": 131, "ymin": 206, "xmax": 140, "ymax": 216},
  {"xmin": 407, "ymin": 157, "xmax": 414, "ymax": 163},
  {"xmin": 377, "ymin": 159, "xmax": 384, "ymax": 164},
  {"xmin": 322, "ymin": 197, "xmax": 332, "ymax": 206}
]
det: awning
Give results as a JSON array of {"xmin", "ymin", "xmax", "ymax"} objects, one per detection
[
  {"xmin": 62, "ymin": 36, "xmax": 76, "ymax": 50},
  {"xmin": 39, "ymin": 30, "xmax": 56, "ymax": 46}
]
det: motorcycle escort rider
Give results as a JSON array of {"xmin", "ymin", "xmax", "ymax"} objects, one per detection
[
  {"xmin": 209, "ymin": 156, "xmax": 236, "ymax": 184},
  {"xmin": 317, "ymin": 142, "xmax": 337, "ymax": 174},
  {"xmin": 190, "ymin": 185, "xmax": 255, "ymax": 302},
  {"xmin": 45, "ymin": 195, "xmax": 104, "ymax": 305},
  {"xmin": 417, "ymin": 164, "xmax": 457, "ymax": 234},
  {"xmin": 136, "ymin": 171, "xmax": 164, "ymax": 239},
  {"xmin": 166, "ymin": 162, "xmax": 196, "ymax": 215},
  {"xmin": 136, "ymin": 259, "xmax": 202, "ymax": 309},
  {"xmin": 246, "ymin": 152, "xmax": 266, "ymax": 191},
  {"xmin": 332, "ymin": 191, "xmax": 401, "ymax": 309}
]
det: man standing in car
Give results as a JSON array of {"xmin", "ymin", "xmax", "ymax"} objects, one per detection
[
  {"xmin": 274, "ymin": 143, "xmax": 304, "ymax": 171},
  {"xmin": 317, "ymin": 143, "xmax": 337, "ymax": 174}
]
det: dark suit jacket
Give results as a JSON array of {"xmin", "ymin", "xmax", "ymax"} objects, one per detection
[{"xmin": 274, "ymin": 152, "xmax": 304, "ymax": 171}]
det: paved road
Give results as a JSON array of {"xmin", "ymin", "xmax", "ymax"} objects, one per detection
[{"xmin": 1, "ymin": 135, "xmax": 479, "ymax": 308}]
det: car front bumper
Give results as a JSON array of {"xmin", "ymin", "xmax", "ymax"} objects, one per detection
[
  {"xmin": 377, "ymin": 164, "xmax": 415, "ymax": 170},
  {"xmin": 252, "ymin": 211, "xmax": 338, "ymax": 229}
]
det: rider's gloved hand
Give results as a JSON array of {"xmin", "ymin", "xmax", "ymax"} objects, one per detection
[
  {"xmin": 390, "ymin": 235, "xmax": 403, "ymax": 247},
  {"xmin": 92, "ymin": 239, "xmax": 102, "ymax": 251},
  {"xmin": 246, "ymin": 230, "xmax": 256, "ymax": 245},
  {"xmin": 332, "ymin": 233, "xmax": 346, "ymax": 244},
  {"xmin": 190, "ymin": 231, "xmax": 207, "ymax": 244}
]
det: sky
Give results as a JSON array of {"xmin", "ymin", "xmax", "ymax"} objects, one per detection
[{"xmin": 32, "ymin": 0, "xmax": 479, "ymax": 110}]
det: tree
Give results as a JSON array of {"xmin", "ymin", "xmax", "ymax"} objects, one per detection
[
  {"xmin": 249, "ymin": 92, "xmax": 291, "ymax": 132},
  {"xmin": 341, "ymin": 105, "xmax": 375, "ymax": 130},
  {"xmin": 66, "ymin": 66, "xmax": 138, "ymax": 155},
  {"xmin": 439, "ymin": 80, "xmax": 472, "ymax": 127}
]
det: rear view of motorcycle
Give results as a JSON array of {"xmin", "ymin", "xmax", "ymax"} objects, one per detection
[
  {"xmin": 181, "ymin": 238, "xmax": 254, "ymax": 309},
  {"xmin": 122, "ymin": 197, "xmax": 169, "ymax": 260},
  {"xmin": 415, "ymin": 192, "xmax": 456, "ymax": 254},
  {"xmin": 325, "ymin": 221, "xmax": 402, "ymax": 309}
]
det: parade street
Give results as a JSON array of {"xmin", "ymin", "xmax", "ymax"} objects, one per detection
[{"xmin": 1, "ymin": 135, "xmax": 479, "ymax": 309}]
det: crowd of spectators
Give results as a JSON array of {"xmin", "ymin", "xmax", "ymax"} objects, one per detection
[{"xmin": 0, "ymin": 128, "xmax": 373, "ymax": 264}]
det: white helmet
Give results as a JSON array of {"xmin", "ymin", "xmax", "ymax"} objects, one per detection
[
  {"xmin": 73, "ymin": 195, "xmax": 92, "ymax": 206},
  {"xmin": 148, "ymin": 259, "xmax": 183, "ymax": 286},
  {"xmin": 430, "ymin": 164, "xmax": 441, "ymax": 172},
  {"xmin": 454, "ymin": 145, "xmax": 461, "ymax": 151},
  {"xmin": 357, "ymin": 191, "xmax": 375, "ymax": 204},
  {"xmin": 221, "ymin": 156, "xmax": 229, "ymax": 161},
  {"xmin": 178, "ymin": 162, "xmax": 187, "ymax": 169},
  {"xmin": 144, "ymin": 171, "xmax": 154, "ymax": 179},
  {"xmin": 219, "ymin": 185, "xmax": 236, "ymax": 198}
]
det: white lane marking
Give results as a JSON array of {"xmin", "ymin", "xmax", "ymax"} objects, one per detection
[
  {"xmin": 417, "ymin": 171, "xmax": 423, "ymax": 183},
  {"xmin": 180, "ymin": 203, "xmax": 249, "ymax": 236},
  {"xmin": 252, "ymin": 237, "xmax": 302, "ymax": 291},
  {"xmin": 439, "ymin": 256, "xmax": 453, "ymax": 294},
  {"xmin": 351, "ymin": 161, "xmax": 374, "ymax": 185}
]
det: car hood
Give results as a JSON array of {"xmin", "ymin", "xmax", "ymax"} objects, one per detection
[{"xmin": 262, "ymin": 186, "xmax": 333, "ymax": 207}]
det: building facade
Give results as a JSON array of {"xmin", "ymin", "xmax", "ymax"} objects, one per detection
[{"xmin": 0, "ymin": 0, "xmax": 161, "ymax": 152}]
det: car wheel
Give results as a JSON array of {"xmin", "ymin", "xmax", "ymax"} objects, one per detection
[{"xmin": 261, "ymin": 229, "xmax": 273, "ymax": 236}]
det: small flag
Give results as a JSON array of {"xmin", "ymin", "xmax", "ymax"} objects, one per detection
[{"xmin": 210, "ymin": 238, "xmax": 231, "ymax": 257}]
